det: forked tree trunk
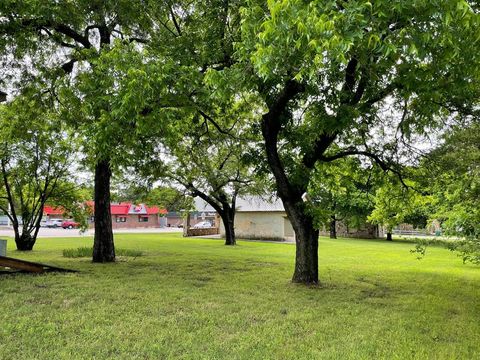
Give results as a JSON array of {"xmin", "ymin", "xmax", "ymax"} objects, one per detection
[
  {"xmin": 262, "ymin": 125, "xmax": 320, "ymax": 282},
  {"xmin": 386, "ymin": 232, "xmax": 393, "ymax": 241},
  {"xmin": 11, "ymin": 202, "xmax": 44, "ymax": 251},
  {"xmin": 93, "ymin": 159, "xmax": 115, "ymax": 262},
  {"xmin": 186, "ymin": 190, "xmax": 237, "ymax": 246},
  {"xmin": 260, "ymin": 79, "xmax": 320, "ymax": 285},
  {"xmin": 15, "ymin": 232, "xmax": 36, "ymax": 251},
  {"xmin": 329, "ymin": 215, "xmax": 337, "ymax": 239},
  {"xmin": 220, "ymin": 208, "xmax": 236, "ymax": 246}
]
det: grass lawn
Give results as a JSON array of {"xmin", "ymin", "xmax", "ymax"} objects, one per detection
[{"xmin": 1, "ymin": 233, "xmax": 479, "ymax": 359}]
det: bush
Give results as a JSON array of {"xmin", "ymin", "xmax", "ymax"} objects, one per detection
[{"xmin": 63, "ymin": 247, "xmax": 143, "ymax": 258}]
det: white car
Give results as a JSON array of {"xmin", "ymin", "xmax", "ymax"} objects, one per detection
[
  {"xmin": 45, "ymin": 219, "xmax": 64, "ymax": 228},
  {"xmin": 192, "ymin": 221, "xmax": 213, "ymax": 229}
]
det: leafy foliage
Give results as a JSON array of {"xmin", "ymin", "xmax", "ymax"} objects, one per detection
[
  {"xmin": 368, "ymin": 175, "xmax": 431, "ymax": 235},
  {"xmin": 308, "ymin": 158, "xmax": 377, "ymax": 231},
  {"xmin": 0, "ymin": 89, "xmax": 80, "ymax": 249},
  {"xmin": 418, "ymin": 123, "xmax": 480, "ymax": 263},
  {"xmin": 113, "ymin": 184, "xmax": 194, "ymax": 213}
]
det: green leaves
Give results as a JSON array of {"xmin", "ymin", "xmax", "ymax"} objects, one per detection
[
  {"xmin": 308, "ymin": 157, "xmax": 377, "ymax": 230},
  {"xmin": 426, "ymin": 124, "xmax": 480, "ymax": 241},
  {"xmin": 0, "ymin": 88, "xmax": 80, "ymax": 244}
]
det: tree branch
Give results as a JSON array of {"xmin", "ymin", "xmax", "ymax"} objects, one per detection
[
  {"xmin": 169, "ymin": 6, "xmax": 182, "ymax": 36},
  {"xmin": 261, "ymin": 79, "xmax": 306, "ymax": 200}
]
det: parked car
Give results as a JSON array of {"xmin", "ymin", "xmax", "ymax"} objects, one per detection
[
  {"xmin": 62, "ymin": 220, "xmax": 80, "ymax": 229},
  {"xmin": 45, "ymin": 219, "xmax": 64, "ymax": 228},
  {"xmin": 192, "ymin": 221, "xmax": 213, "ymax": 229}
]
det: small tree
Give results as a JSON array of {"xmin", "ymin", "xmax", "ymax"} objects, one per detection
[
  {"xmin": 368, "ymin": 177, "xmax": 429, "ymax": 241},
  {"xmin": 141, "ymin": 115, "xmax": 262, "ymax": 246},
  {"xmin": 308, "ymin": 158, "xmax": 377, "ymax": 239},
  {"xmin": 426, "ymin": 124, "xmax": 480, "ymax": 263},
  {"xmin": 0, "ymin": 91, "xmax": 79, "ymax": 250}
]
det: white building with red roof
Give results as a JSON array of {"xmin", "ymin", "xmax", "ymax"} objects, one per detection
[{"xmin": 44, "ymin": 202, "xmax": 167, "ymax": 229}]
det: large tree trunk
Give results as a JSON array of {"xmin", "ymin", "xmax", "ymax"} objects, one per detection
[
  {"xmin": 220, "ymin": 208, "xmax": 236, "ymax": 246},
  {"xmin": 15, "ymin": 232, "xmax": 36, "ymax": 251},
  {"xmin": 281, "ymin": 199, "xmax": 319, "ymax": 284},
  {"xmin": 261, "ymin": 80, "xmax": 320, "ymax": 284},
  {"xmin": 287, "ymin": 205, "xmax": 319, "ymax": 284},
  {"xmin": 386, "ymin": 232, "xmax": 393, "ymax": 241},
  {"xmin": 92, "ymin": 159, "xmax": 115, "ymax": 262},
  {"xmin": 329, "ymin": 215, "xmax": 337, "ymax": 239},
  {"xmin": 293, "ymin": 227, "xmax": 319, "ymax": 284}
]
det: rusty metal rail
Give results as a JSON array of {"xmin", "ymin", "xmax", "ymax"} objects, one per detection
[{"xmin": 0, "ymin": 256, "xmax": 77, "ymax": 274}]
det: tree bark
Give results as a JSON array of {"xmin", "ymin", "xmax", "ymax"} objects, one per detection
[
  {"xmin": 15, "ymin": 232, "xmax": 35, "ymax": 251},
  {"xmin": 183, "ymin": 212, "xmax": 190, "ymax": 237},
  {"xmin": 92, "ymin": 159, "xmax": 115, "ymax": 262},
  {"xmin": 386, "ymin": 232, "xmax": 393, "ymax": 241},
  {"xmin": 220, "ymin": 208, "xmax": 236, "ymax": 246},
  {"xmin": 92, "ymin": 26, "xmax": 114, "ymax": 263},
  {"xmin": 284, "ymin": 202, "xmax": 319, "ymax": 284},
  {"xmin": 187, "ymin": 186, "xmax": 238, "ymax": 246},
  {"xmin": 329, "ymin": 215, "xmax": 337, "ymax": 239},
  {"xmin": 293, "ymin": 227, "xmax": 319, "ymax": 284},
  {"xmin": 261, "ymin": 81, "xmax": 319, "ymax": 284}
]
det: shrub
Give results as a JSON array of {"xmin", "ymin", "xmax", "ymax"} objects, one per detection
[{"xmin": 63, "ymin": 247, "xmax": 143, "ymax": 258}]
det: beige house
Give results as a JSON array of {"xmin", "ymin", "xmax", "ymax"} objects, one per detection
[
  {"xmin": 219, "ymin": 197, "xmax": 295, "ymax": 241},
  {"xmin": 219, "ymin": 196, "xmax": 382, "ymax": 241}
]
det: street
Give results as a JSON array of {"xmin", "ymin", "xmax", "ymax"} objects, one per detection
[{"xmin": 0, "ymin": 227, "xmax": 183, "ymax": 238}]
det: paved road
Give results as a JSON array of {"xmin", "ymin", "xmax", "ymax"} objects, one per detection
[{"xmin": 0, "ymin": 227, "xmax": 183, "ymax": 238}]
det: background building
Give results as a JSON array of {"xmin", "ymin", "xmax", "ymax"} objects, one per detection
[
  {"xmin": 87, "ymin": 202, "xmax": 166, "ymax": 229},
  {"xmin": 219, "ymin": 197, "xmax": 381, "ymax": 241},
  {"xmin": 42, "ymin": 202, "xmax": 167, "ymax": 229}
]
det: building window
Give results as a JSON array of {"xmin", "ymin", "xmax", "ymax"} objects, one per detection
[
  {"xmin": 139, "ymin": 216, "xmax": 149, "ymax": 222},
  {"xmin": 116, "ymin": 216, "xmax": 127, "ymax": 223}
]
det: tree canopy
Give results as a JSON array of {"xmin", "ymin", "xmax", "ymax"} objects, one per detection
[
  {"xmin": 0, "ymin": 88, "xmax": 80, "ymax": 250},
  {"xmin": 0, "ymin": 0, "xmax": 479, "ymax": 284}
]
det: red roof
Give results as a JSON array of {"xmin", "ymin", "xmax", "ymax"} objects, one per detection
[
  {"xmin": 146, "ymin": 206, "xmax": 168, "ymax": 215},
  {"xmin": 111, "ymin": 203, "xmax": 131, "ymax": 215},
  {"xmin": 43, "ymin": 206, "xmax": 65, "ymax": 216},
  {"xmin": 86, "ymin": 202, "xmax": 165, "ymax": 215}
]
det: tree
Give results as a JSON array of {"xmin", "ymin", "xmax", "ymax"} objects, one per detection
[
  {"xmin": 232, "ymin": 0, "xmax": 480, "ymax": 283},
  {"xmin": 368, "ymin": 176, "xmax": 429, "ymax": 241},
  {"xmin": 120, "ymin": 0, "xmax": 263, "ymax": 246},
  {"xmin": 425, "ymin": 124, "xmax": 480, "ymax": 263},
  {"xmin": 308, "ymin": 158, "xmax": 377, "ymax": 239},
  {"xmin": 173, "ymin": 130, "xmax": 261, "ymax": 246},
  {"xmin": 143, "ymin": 187, "xmax": 193, "ymax": 212},
  {"xmin": 0, "ymin": 90, "xmax": 79, "ymax": 250},
  {"xmin": 111, "ymin": 0, "xmax": 479, "ymax": 280},
  {"xmin": 139, "ymin": 109, "xmax": 262, "ymax": 246},
  {"xmin": 0, "ymin": 0, "xmax": 162, "ymax": 262}
]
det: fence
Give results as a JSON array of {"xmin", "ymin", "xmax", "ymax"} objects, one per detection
[{"xmin": 392, "ymin": 229, "xmax": 431, "ymax": 236}]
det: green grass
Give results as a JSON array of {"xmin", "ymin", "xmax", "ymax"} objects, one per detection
[
  {"xmin": 63, "ymin": 246, "xmax": 143, "ymax": 258},
  {"xmin": 0, "ymin": 233, "xmax": 479, "ymax": 359}
]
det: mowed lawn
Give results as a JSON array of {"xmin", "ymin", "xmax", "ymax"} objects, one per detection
[{"xmin": 1, "ymin": 234, "xmax": 479, "ymax": 360}]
